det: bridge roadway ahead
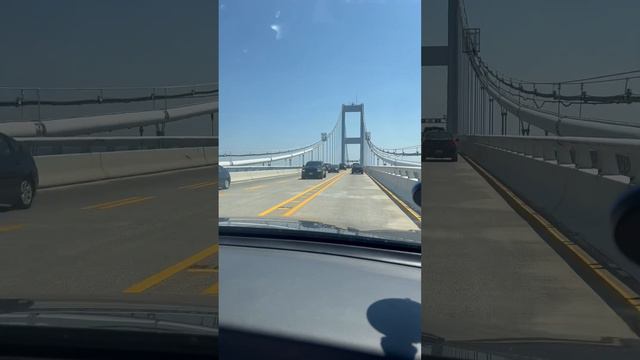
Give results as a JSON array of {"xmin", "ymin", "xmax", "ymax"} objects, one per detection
[
  {"xmin": 219, "ymin": 170, "xmax": 421, "ymax": 242},
  {"xmin": 0, "ymin": 166, "xmax": 217, "ymax": 309},
  {"xmin": 423, "ymin": 157, "xmax": 640, "ymax": 359}
]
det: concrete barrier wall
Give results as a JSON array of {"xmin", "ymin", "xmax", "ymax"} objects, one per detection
[
  {"xmin": 366, "ymin": 167, "xmax": 421, "ymax": 213},
  {"xmin": 34, "ymin": 153, "xmax": 106, "ymax": 187},
  {"xmin": 36, "ymin": 147, "xmax": 216, "ymax": 188},
  {"xmin": 230, "ymin": 169, "xmax": 300, "ymax": 183},
  {"xmin": 461, "ymin": 140, "xmax": 640, "ymax": 280}
]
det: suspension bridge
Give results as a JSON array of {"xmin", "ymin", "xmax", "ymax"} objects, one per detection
[
  {"xmin": 422, "ymin": 0, "xmax": 640, "ymax": 357},
  {"xmin": 218, "ymin": 102, "xmax": 421, "ymax": 240}
]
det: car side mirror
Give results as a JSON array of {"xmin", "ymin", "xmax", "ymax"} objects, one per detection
[
  {"xmin": 612, "ymin": 188, "xmax": 640, "ymax": 265},
  {"xmin": 412, "ymin": 183, "xmax": 421, "ymax": 207}
]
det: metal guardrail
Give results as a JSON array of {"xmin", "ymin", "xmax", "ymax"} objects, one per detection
[
  {"xmin": 16, "ymin": 136, "xmax": 218, "ymax": 156},
  {"xmin": 465, "ymin": 135, "xmax": 640, "ymax": 184},
  {"xmin": 224, "ymin": 166, "xmax": 300, "ymax": 172},
  {"xmin": 0, "ymin": 101, "xmax": 217, "ymax": 137},
  {"xmin": 219, "ymin": 147, "xmax": 314, "ymax": 166},
  {"xmin": 370, "ymin": 144, "xmax": 421, "ymax": 167}
]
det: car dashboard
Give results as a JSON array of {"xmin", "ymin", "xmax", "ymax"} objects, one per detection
[{"xmin": 219, "ymin": 229, "xmax": 421, "ymax": 360}]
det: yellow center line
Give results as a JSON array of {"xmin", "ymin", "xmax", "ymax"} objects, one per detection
[
  {"xmin": 82, "ymin": 196, "xmax": 142, "ymax": 210},
  {"xmin": 258, "ymin": 175, "xmax": 341, "ymax": 217},
  {"xmin": 283, "ymin": 172, "xmax": 347, "ymax": 216},
  {"xmin": 179, "ymin": 181, "xmax": 213, "ymax": 190},
  {"xmin": 124, "ymin": 244, "xmax": 219, "ymax": 293},
  {"xmin": 0, "ymin": 224, "xmax": 24, "ymax": 233},
  {"xmin": 191, "ymin": 182, "xmax": 217, "ymax": 190},
  {"xmin": 369, "ymin": 176, "xmax": 422, "ymax": 223},
  {"xmin": 202, "ymin": 283, "xmax": 218, "ymax": 295},
  {"xmin": 187, "ymin": 268, "xmax": 218, "ymax": 273},
  {"xmin": 93, "ymin": 196, "xmax": 156, "ymax": 210}
]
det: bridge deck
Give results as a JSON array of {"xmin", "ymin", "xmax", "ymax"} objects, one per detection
[
  {"xmin": 422, "ymin": 157, "xmax": 638, "ymax": 346},
  {"xmin": 0, "ymin": 167, "xmax": 217, "ymax": 308},
  {"xmin": 219, "ymin": 171, "xmax": 420, "ymax": 242}
]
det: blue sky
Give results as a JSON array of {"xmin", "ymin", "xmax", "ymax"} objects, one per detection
[
  {"xmin": 220, "ymin": 0, "xmax": 421, "ymax": 154},
  {"xmin": 423, "ymin": 0, "xmax": 640, "ymax": 127}
]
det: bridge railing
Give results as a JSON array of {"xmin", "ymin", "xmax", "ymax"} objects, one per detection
[
  {"xmin": 466, "ymin": 135, "xmax": 640, "ymax": 184},
  {"xmin": 219, "ymin": 147, "xmax": 314, "ymax": 167},
  {"xmin": 0, "ymin": 101, "xmax": 217, "ymax": 137},
  {"xmin": 16, "ymin": 136, "xmax": 218, "ymax": 155}
]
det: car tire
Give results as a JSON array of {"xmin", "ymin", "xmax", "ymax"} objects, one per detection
[
  {"xmin": 451, "ymin": 154, "xmax": 458, "ymax": 162},
  {"xmin": 13, "ymin": 178, "xmax": 35, "ymax": 209}
]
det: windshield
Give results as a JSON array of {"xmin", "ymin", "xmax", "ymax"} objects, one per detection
[
  {"xmin": 423, "ymin": 0, "xmax": 640, "ymax": 359},
  {"xmin": 0, "ymin": 0, "xmax": 218, "ymax": 338},
  {"xmin": 219, "ymin": 0, "xmax": 421, "ymax": 245}
]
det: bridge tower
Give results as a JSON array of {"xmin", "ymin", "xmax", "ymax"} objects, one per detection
[
  {"xmin": 422, "ymin": 0, "xmax": 460, "ymax": 135},
  {"xmin": 341, "ymin": 103, "xmax": 365, "ymax": 165}
]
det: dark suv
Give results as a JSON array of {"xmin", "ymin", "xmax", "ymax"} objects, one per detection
[
  {"xmin": 422, "ymin": 130, "xmax": 458, "ymax": 162},
  {"xmin": 328, "ymin": 164, "xmax": 339, "ymax": 173},
  {"xmin": 218, "ymin": 165, "xmax": 231, "ymax": 189},
  {"xmin": 351, "ymin": 163, "xmax": 364, "ymax": 174},
  {"xmin": 301, "ymin": 161, "xmax": 326, "ymax": 179},
  {"xmin": 339, "ymin": 162, "xmax": 347, "ymax": 170},
  {"xmin": 0, "ymin": 133, "xmax": 39, "ymax": 209}
]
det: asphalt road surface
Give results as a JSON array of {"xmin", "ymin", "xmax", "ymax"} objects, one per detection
[
  {"xmin": 219, "ymin": 170, "xmax": 420, "ymax": 242},
  {"xmin": 0, "ymin": 166, "xmax": 217, "ymax": 309},
  {"xmin": 422, "ymin": 157, "xmax": 640, "ymax": 359}
]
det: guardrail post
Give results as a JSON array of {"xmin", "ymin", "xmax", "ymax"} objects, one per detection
[
  {"xmin": 574, "ymin": 146, "xmax": 593, "ymax": 169},
  {"xmin": 542, "ymin": 142, "xmax": 556, "ymax": 162},
  {"xmin": 597, "ymin": 149, "xmax": 619, "ymax": 176},
  {"xmin": 557, "ymin": 145, "xmax": 572, "ymax": 165},
  {"xmin": 522, "ymin": 140, "xmax": 534, "ymax": 157}
]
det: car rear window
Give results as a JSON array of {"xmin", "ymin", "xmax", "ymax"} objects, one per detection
[
  {"xmin": 425, "ymin": 131, "xmax": 453, "ymax": 140},
  {"xmin": 306, "ymin": 161, "xmax": 323, "ymax": 167}
]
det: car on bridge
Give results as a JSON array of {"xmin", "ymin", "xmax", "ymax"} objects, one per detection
[
  {"xmin": 0, "ymin": 133, "xmax": 39, "ymax": 209},
  {"xmin": 328, "ymin": 164, "xmax": 339, "ymax": 173},
  {"xmin": 339, "ymin": 162, "xmax": 347, "ymax": 170},
  {"xmin": 218, "ymin": 165, "xmax": 231, "ymax": 189},
  {"xmin": 351, "ymin": 163, "xmax": 364, "ymax": 174},
  {"xmin": 422, "ymin": 130, "xmax": 458, "ymax": 162},
  {"xmin": 301, "ymin": 161, "xmax": 327, "ymax": 179}
]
